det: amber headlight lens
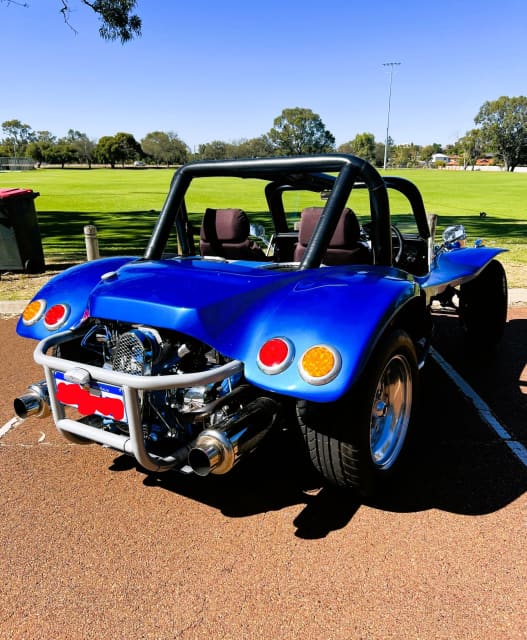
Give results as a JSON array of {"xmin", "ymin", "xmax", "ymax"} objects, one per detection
[{"xmin": 299, "ymin": 345, "xmax": 341, "ymax": 385}]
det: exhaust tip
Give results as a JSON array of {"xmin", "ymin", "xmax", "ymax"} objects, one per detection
[
  {"xmin": 188, "ymin": 431, "xmax": 234, "ymax": 476},
  {"xmin": 14, "ymin": 397, "xmax": 31, "ymax": 420},
  {"xmin": 188, "ymin": 448, "xmax": 213, "ymax": 477},
  {"xmin": 14, "ymin": 383, "xmax": 50, "ymax": 419}
]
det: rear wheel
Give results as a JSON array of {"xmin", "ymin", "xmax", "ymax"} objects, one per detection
[
  {"xmin": 459, "ymin": 260, "xmax": 507, "ymax": 346},
  {"xmin": 297, "ymin": 330, "xmax": 418, "ymax": 497}
]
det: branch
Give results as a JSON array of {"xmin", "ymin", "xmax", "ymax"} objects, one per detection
[
  {"xmin": 80, "ymin": 0, "xmax": 141, "ymax": 42},
  {"xmin": 51, "ymin": 0, "xmax": 141, "ymax": 42},
  {"xmin": 59, "ymin": 0, "xmax": 78, "ymax": 35}
]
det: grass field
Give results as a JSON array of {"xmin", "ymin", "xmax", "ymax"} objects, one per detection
[{"xmin": 0, "ymin": 166, "xmax": 525, "ymax": 287}]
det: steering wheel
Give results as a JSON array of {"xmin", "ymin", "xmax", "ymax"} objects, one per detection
[
  {"xmin": 391, "ymin": 224, "xmax": 404, "ymax": 265},
  {"xmin": 361, "ymin": 222, "xmax": 404, "ymax": 265}
]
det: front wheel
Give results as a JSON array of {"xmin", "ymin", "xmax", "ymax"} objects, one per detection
[
  {"xmin": 459, "ymin": 260, "xmax": 507, "ymax": 346},
  {"xmin": 297, "ymin": 330, "xmax": 418, "ymax": 497}
]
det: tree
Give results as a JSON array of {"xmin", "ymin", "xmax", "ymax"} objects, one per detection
[
  {"xmin": 95, "ymin": 132, "xmax": 141, "ymax": 167},
  {"xmin": 197, "ymin": 140, "xmax": 231, "ymax": 161},
  {"xmin": 141, "ymin": 131, "xmax": 189, "ymax": 166},
  {"xmin": 458, "ymin": 129, "xmax": 484, "ymax": 170},
  {"xmin": 26, "ymin": 131, "xmax": 57, "ymax": 167},
  {"xmin": 474, "ymin": 96, "xmax": 527, "ymax": 171},
  {"xmin": 267, "ymin": 108, "xmax": 335, "ymax": 155},
  {"xmin": 337, "ymin": 133, "xmax": 376, "ymax": 163},
  {"xmin": 1, "ymin": 119, "xmax": 35, "ymax": 156},
  {"xmin": 390, "ymin": 143, "xmax": 422, "ymax": 168},
  {"xmin": 66, "ymin": 129, "xmax": 96, "ymax": 167},
  {"xmin": 44, "ymin": 142, "xmax": 77, "ymax": 168},
  {"xmin": 1, "ymin": 0, "xmax": 141, "ymax": 42},
  {"xmin": 26, "ymin": 142, "xmax": 48, "ymax": 167},
  {"xmin": 233, "ymin": 136, "xmax": 274, "ymax": 159}
]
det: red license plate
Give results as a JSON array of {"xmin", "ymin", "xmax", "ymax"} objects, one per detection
[{"xmin": 54, "ymin": 372, "xmax": 126, "ymax": 421}]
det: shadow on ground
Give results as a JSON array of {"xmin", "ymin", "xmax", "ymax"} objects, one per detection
[{"xmin": 105, "ymin": 308, "xmax": 527, "ymax": 539}]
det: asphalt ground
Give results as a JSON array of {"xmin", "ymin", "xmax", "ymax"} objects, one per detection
[{"xmin": 0, "ymin": 302, "xmax": 525, "ymax": 639}]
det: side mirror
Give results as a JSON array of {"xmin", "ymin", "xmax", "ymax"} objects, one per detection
[
  {"xmin": 442, "ymin": 224, "xmax": 466, "ymax": 246},
  {"xmin": 250, "ymin": 223, "xmax": 266, "ymax": 239}
]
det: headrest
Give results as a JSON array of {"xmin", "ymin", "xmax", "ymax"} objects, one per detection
[
  {"xmin": 200, "ymin": 208, "xmax": 250, "ymax": 243},
  {"xmin": 298, "ymin": 207, "xmax": 360, "ymax": 247}
]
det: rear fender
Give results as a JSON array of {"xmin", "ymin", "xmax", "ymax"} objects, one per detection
[
  {"xmin": 241, "ymin": 270, "xmax": 422, "ymax": 402},
  {"xmin": 16, "ymin": 256, "xmax": 137, "ymax": 340}
]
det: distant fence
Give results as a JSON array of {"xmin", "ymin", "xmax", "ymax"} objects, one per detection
[
  {"xmin": 0, "ymin": 157, "xmax": 35, "ymax": 171},
  {"xmin": 441, "ymin": 164, "xmax": 527, "ymax": 173}
]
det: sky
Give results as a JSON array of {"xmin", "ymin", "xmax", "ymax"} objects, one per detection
[{"xmin": 2, "ymin": 0, "xmax": 527, "ymax": 152}]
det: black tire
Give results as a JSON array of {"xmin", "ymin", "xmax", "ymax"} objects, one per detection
[
  {"xmin": 459, "ymin": 260, "xmax": 507, "ymax": 346},
  {"xmin": 297, "ymin": 330, "xmax": 418, "ymax": 497}
]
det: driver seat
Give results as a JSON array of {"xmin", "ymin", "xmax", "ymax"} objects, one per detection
[
  {"xmin": 293, "ymin": 207, "xmax": 370, "ymax": 265},
  {"xmin": 200, "ymin": 208, "xmax": 266, "ymax": 260}
]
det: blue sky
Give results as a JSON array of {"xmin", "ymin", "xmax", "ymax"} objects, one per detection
[{"xmin": 2, "ymin": 0, "xmax": 526, "ymax": 151}]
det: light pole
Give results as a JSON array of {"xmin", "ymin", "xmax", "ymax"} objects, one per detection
[{"xmin": 383, "ymin": 62, "xmax": 401, "ymax": 170}]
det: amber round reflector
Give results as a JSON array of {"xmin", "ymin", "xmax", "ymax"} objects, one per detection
[
  {"xmin": 299, "ymin": 345, "xmax": 341, "ymax": 385},
  {"xmin": 22, "ymin": 299, "xmax": 46, "ymax": 326}
]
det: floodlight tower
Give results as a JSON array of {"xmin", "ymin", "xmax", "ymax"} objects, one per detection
[{"xmin": 383, "ymin": 62, "xmax": 401, "ymax": 170}]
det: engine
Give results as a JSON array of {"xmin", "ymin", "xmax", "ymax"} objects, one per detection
[
  {"xmin": 68, "ymin": 320, "xmax": 245, "ymax": 451},
  {"xmin": 15, "ymin": 317, "xmax": 281, "ymax": 475}
]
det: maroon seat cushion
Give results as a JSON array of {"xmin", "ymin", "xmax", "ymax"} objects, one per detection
[
  {"xmin": 294, "ymin": 207, "xmax": 366, "ymax": 265},
  {"xmin": 200, "ymin": 208, "xmax": 266, "ymax": 260}
]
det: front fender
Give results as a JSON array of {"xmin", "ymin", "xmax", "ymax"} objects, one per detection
[
  {"xmin": 418, "ymin": 246, "xmax": 507, "ymax": 299},
  {"xmin": 16, "ymin": 256, "xmax": 138, "ymax": 340}
]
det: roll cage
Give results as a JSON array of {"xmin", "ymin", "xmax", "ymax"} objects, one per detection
[{"xmin": 144, "ymin": 154, "xmax": 431, "ymax": 269}]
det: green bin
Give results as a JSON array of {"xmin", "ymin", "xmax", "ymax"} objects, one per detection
[{"xmin": 0, "ymin": 188, "xmax": 45, "ymax": 273}]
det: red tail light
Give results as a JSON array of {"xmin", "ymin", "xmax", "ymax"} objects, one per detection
[
  {"xmin": 257, "ymin": 337, "xmax": 294, "ymax": 374},
  {"xmin": 43, "ymin": 304, "xmax": 70, "ymax": 330}
]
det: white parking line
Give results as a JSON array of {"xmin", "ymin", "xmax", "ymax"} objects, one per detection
[
  {"xmin": 430, "ymin": 347, "xmax": 527, "ymax": 468},
  {"xmin": 0, "ymin": 416, "xmax": 23, "ymax": 439}
]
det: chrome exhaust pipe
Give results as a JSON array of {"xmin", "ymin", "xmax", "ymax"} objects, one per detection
[
  {"xmin": 188, "ymin": 397, "xmax": 279, "ymax": 476},
  {"xmin": 14, "ymin": 381, "xmax": 51, "ymax": 419}
]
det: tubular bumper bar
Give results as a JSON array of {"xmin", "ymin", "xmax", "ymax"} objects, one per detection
[{"xmin": 33, "ymin": 330, "xmax": 243, "ymax": 472}]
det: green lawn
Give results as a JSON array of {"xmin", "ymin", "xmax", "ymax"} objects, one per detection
[
  {"xmin": 1, "ymin": 166, "xmax": 525, "ymax": 283},
  {"xmin": 389, "ymin": 169, "xmax": 527, "ymax": 266}
]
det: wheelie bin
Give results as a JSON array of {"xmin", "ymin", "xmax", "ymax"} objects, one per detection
[{"xmin": 0, "ymin": 188, "xmax": 45, "ymax": 273}]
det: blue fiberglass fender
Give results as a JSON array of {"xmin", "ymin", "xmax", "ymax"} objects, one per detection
[
  {"xmin": 237, "ymin": 268, "xmax": 420, "ymax": 402},
  {"xmin": 18, "ymin": 256, "xmax": 420, "ymax": 403},
  {"xmin": 84, "ymin": 259, "xmax": 420, "ymax": 402},
  {"xmin": 417, "ymin": 246, "xmax": 507, "ymax": 298},
  {"xmin": 16, "ymin": 256, "xmax": 138, "ymax": 340}
]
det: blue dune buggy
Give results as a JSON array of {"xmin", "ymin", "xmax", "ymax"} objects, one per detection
[{"xmin": 14, "ymin": 154, "xmax": 508, "ymax": 496}]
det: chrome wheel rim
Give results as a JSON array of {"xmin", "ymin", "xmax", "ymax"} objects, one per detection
[{"xmin": 370, "ymin": 354, "xmax": 412, "ymax": 470}]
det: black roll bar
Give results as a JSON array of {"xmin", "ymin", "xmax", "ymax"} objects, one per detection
[{"xmin": 144, "ymin": 154, "xmax": 393, "ymax": 266}]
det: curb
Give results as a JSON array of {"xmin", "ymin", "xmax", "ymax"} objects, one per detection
[
  {"xmin": 509, "ymin": 288, "xmax": 527, "ymax": 306},
  {"xmin": 2, "ymin": 289, "xmax": 527, "ymax": 316},
  {"xmin": 0, "ymin": 300, "xmax": 28, "ymax": 315}
]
